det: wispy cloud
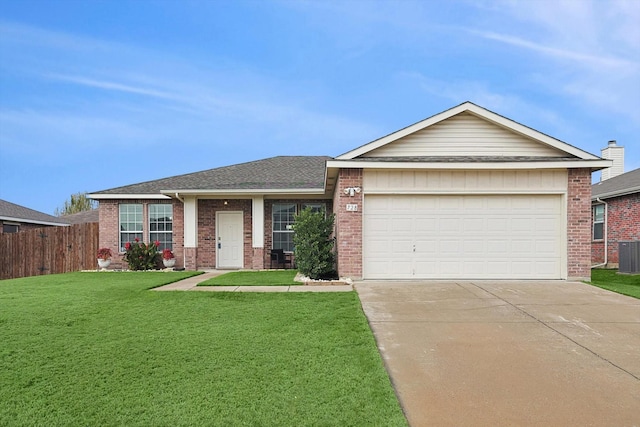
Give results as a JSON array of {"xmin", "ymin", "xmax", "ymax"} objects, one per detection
[
  {"xmin": 46, "ymin": 74, "xmax": 179, "ymax": 100},
  {"xmin": 471, "ymin": 30, "xmax": 636, "ymax": 69}
]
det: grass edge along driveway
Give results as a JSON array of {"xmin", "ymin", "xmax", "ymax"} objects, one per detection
[
  {"xmin": 0, "ymin": 272, "xmax": 406, "ymax": 426},
  {"xmin": 589, "ymin": 268, "xmax": 640, "ymax": 299}
]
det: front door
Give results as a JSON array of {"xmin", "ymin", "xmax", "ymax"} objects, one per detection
[{"xmin": 216, "ymin": 212, "xmax": 243, "ymax": 269}]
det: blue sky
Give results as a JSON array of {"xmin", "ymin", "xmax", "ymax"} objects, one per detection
[{"xmin": 1, "ymin": 0, "xmax": 639, "ymax": 215}]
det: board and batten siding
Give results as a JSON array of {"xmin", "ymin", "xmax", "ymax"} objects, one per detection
[
  {"xmin": 365, "ymin": 112, "xmax": 567, "ymax": 158},
  {"xmin": 364, "ymin": 169, "xmax": 568, "ymax": 194}
]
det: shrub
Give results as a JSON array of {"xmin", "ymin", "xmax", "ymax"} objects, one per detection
[
  {"xmin": 293, "ymin": 207, "xmax": 336, "ymax": 280},
  {"xmin": 122, "ymin": 238, "xmax": 160, "ymax": 270}
]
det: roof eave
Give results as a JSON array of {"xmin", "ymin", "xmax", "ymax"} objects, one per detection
[
  {"xmin": 326, "ymin": 159, "xmax": 612, "ymax": 170},
  {"xmin": 165, "ymin": 188, "xmax": 327, "ymax": 196},
  {"xmin": 88, "ymin": 194, "xmax": 172, "ymax": 200},
  {"xmin": 0, "ymin": 216, "xmax": 70, "ymax": 226},
  {"xmin": 592, "ymin": 186, "xmax": 640, "ymax": 200}
]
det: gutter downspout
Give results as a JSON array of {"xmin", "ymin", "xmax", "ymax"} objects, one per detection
[{"xmin": 591, "ymin": 197, "xmax": 608, "ymax": 268}]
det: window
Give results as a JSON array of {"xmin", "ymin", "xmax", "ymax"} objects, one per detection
[
  {"xmin": 149, "ymin": 204, "xmax": 173, "ymax": 250},
  {"xmin": 3, "ymin": 223, "xmax": 19, "ymax": 233},
  {"xmin": 302, "ymin": 203, "xmax": 325, "ymax": 214},
  {"xmin": 272, "ymin": 203, "xmax": 296, "ymax": 252},
  {"xmin": 119, "ymin": 204, "xmax": 143, "ymax": 251},
  {"xmin": 272, "ymin": 202, "xmax": 327, "ymax": 252},
  {"xmin": 593, "ymin": 204, "xmax": 604, "ymax": 240}
]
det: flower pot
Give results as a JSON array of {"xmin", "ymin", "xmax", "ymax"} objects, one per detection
[
  {"xmin": 163, "ymin": 258, "xmax": 176, "ymax": 268},
  {"xmin": 97, "ymin": 258, "xmax": 111, "ymax": 270}
]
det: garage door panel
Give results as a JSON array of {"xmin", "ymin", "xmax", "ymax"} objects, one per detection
[
  {"xmin": 364, "ymin": 194, "xmax": 562, "ymax": 279},
  {"xmin": 392, "ymin": 218, "xmax": 413, "ymax": 232},
  {"xmin": 463, "ymin": 240, "xmax": 485, "ymax": 254}
]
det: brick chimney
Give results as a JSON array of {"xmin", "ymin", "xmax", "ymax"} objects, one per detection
[{"xmin": 600, "ymin": 140, "xmax": 624, "ymax": 181}]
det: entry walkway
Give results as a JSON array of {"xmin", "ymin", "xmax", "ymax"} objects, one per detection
[{"xmin": 153, "ymin": 270, "xmax": 353, "ymax": 292}]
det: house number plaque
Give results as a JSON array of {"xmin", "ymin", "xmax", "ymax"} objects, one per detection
[{"xmin": 346, "ymin": 204, "xmax": 358, "ymax": 212}]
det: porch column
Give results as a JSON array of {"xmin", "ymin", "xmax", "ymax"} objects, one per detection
[
  {"xmin": 252, "ymin": 196, "xmax": 265, "ymax": 269},
  {"xmin": 183, "ymin": 196, "xmax": 198, "ymax": 270}
]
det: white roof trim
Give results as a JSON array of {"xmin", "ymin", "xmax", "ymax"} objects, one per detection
[
  {"xmin": 327, "ymin": 159, "xmax": 612, "ymax": 170},
  {"xmin": 89, "ymin": 189, "xmax": 327, "ymax": 200},
  {"xmin": 0, "ymin": 216, "xmax": 70, "ymax": 227},
  {"xmin": 165, "ymin": 188, "xmax": 326, "ymax": 196},
  {"xmin": 336, "ymin": 102, "xmax": 601, "ymax": 161},
  {"xmin": 88, "ymin": 194, "xmax": 172, "ymax": 200},
  {"xmin": 591, "ymin": 186, "xmax": 640, "ymax": 200}
]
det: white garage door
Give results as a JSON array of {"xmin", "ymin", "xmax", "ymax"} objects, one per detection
[{"xmin": 363, "ymin": 195, "xmax": 563, "ymax": 279}]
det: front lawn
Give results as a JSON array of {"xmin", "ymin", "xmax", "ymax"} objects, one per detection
[
  {"xmin": 0, "ymin": 272, "xmax": 406, "ymax": 426},
  {"xmin": 198, "ymin": 269, "xmax": 300, "ymax": 286},
  {"xmin": 589, "ymin": 269, "xmax": 640, "ymax": 299}
]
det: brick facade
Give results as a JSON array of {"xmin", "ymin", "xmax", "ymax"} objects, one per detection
[
  {"xmin": 566, "ymin": 168, "xmax": 592, "ymax": 281},
  {"xmin": 195, "ymin": 199, "xmax": 253, "ymax": 269},
  {"xmin": 98, "ymin": 199, "xmax": 181, "ymax": 270},
  {"xmin": 97, "ymin": 167, "xmax": 596, "ymax": 280},
  {"xmin": 334, "ymin": 168, "xmax": 363, "ymax": 279},
  {"xmin": 591, "ymin": 193, "xmax": 640, "ymax": 266},
  {"xmin": 0, "ymin": 221, "xmax": 49, "ymax": 233},
  {"xmin": 99, "ymin": 197, "xmax": 331, "ymax": 271}
]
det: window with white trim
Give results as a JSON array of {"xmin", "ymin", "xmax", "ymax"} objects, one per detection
[
  {"xmin": 272, "ymin": 202, "xmax": 327, "ymax": 252},
  {"xmin": 119, "ymin": 204, "xmax": 143, "ymax": 251},
  {"xmin": 593, "ymin": 204, "xmax": 604, "ymax": 240},
  {"xmin": 302, "ymin": 203, "xmax": 325, "ymax": 214},
  {"xmin": 149, "ymin": 204, "xmax": 173, "ymax": 250},
  {"xmin": 272, "ymin": 203, "xmax": 296, "ymax": 252}
]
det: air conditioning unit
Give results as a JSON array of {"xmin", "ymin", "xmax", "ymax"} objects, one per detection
[{"xmin": 618, "ymin": 241, "xmax": 640, "ymax": 274}]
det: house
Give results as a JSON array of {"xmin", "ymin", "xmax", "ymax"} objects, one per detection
[
  {"xmin": 61, "ymin": 209, "xmax": 100, "ymax": 225},
  {"xmin": 89, "ymin": 102, "xmax": 610, "ymax": 281},
  {"xmin": 0, "ymin": 199, "xmax": 69, "ymax": 233},
  {"xmin": 591, "ymin": 158, "xmax": 640, "ymax": 267}
]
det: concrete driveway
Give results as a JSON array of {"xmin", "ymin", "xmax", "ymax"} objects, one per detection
[{"xmin": 355, "ymin": 280, "xmax": 640, "ymax": 427}]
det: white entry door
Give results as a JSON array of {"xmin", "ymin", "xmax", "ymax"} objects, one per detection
[{"xmin": 216, "ymin": 212, "xmax": 243, "ymax": 269}]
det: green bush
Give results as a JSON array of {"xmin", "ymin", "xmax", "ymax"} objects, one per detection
[
  {"xmin": 293, "ymin": 207, "xmax": 336, "ymax": 280},
  {"xmin": 122, "ymin": 238, "xmax": 160, "ymax": 270}
]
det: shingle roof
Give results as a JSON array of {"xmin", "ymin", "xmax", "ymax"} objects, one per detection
[
  {"xmin": 0, "ymin": 199, "xmax": 70, "ymax": 226},
  {"xmin": 91, "ymin": 156, "xmax": 331, "ymax": 195},
  {"xmin": 592, "ymin": 167, "xmax": 640, "ymax": 200},
  {"xmin": 61, "ymin": 209, "xmax": 99, "ymax": 224}
]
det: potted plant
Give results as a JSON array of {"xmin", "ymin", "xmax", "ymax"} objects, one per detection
[
  {"xmin": 97, "ymin": 247, "xmax": 112, "ymax": 270},
  {"xmin": 162, "ymin": 248, "xmax": 176, "ymax": 268}
]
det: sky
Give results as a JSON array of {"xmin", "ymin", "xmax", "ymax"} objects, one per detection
[{"xmin": 1, "ymin": 0, "xmax": 639, "ymax": 215}]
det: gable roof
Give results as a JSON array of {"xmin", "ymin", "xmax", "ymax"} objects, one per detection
[
  {"xmin": 0, "ymin": 199, "xmax": 70, "ymax": 226},
  {"xmin": 335, "ymin": 102, "xmax": 604, "ymax": 163},
  {"xmin": 61, "ymin": 209, "xmax": 99, "ymax": 224},
  {"xmin": 592, "ymin": 168, "xmax": 640, "ymax": 200},
  {"xmin": 90, "ymin": 156, "xmax": 331, "ymax": 198}
]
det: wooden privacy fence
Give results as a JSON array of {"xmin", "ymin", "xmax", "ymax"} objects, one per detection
[{"xmin": 0, "ymin": 222, "xmax": 99, "ymax": 280}]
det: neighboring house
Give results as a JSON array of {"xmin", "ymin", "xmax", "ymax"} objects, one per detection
[
  {"xmin": 0, "ymin": 199, "xmax": 69, "ymax": 233},
  {"xmin": 89, "ymin": 102, "xmax": 610, "ymax": 281},
  {"xmin": 61, "ymin": 209, "xmax": 100, "ymax": 225},
  {"xmin": 591, "ymin": 167, "xmax": 640, "ymax": 267}
]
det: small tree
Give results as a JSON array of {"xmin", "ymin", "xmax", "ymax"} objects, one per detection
[
  {"xmin": 293, "ymin": 207, "xmax": 336, "ymax": 280},
  {"xmin": 55, "ymin": 192, "xmax": 96, "ymax": 216}
]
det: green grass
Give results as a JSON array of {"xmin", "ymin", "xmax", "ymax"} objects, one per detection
[
  {"xmin": 198, "ymin": 269, "xmax": 300, "ymax": 286},
  {"xmin": 589, "ymin": 269, "xmax": 640, "ymax": 299},
  {"xmin": 0, "ymin": 272, "xmax": 406, "ymax": 426}
]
